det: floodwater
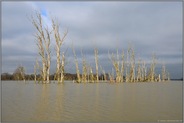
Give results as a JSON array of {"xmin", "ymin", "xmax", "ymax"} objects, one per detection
[{"xmin": 2, "ymin": 81, "xmax": 183, "ymax": 122}]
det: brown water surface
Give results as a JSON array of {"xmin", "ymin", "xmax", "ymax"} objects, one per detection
[{"xmin": 2, "ymin": 81, "xmax": 183, "ymax": 122}]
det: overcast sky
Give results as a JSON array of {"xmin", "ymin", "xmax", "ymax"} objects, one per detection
[{"xmin": 2, "ymin": 1, "xmax": 182, "ymax": 79}]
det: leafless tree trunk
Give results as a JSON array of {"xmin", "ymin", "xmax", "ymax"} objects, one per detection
[
  {"xmin": 125, "ymin": 50, "xmax": 130, "ymax": 82},
  {"xmin": 61, "ymin": 52, "xmax": 65, "ymax": 83},
  {"xmin": 94, "ymin": 48, "xmax": 99, "ymax": 82},
  {"xmin": 162, "ymin": 63, "xmax": 166, "ymax": 81},
  {"xmin": 52, "ymin": 19, "xmax": 68, "ymax": 83},
  {"xmin": 100, "ymin": 66, "xmax": 107, "ymax": 81},
  {"xmin": 31, "ymin": 12, "xmax": 51, "ymax": 84},
  {"xmin": 120, "ymin": 50, "xmax": 125, "ymax": 82},
  {"xmin": 34, "ymin": 58, "xmax": 39, "ymax": 82},
  {"xmin": 136, "ymin": 59, "xmax": 141, "ymax": 82},
  {"xmin": 72, "ymin": 46, "xmax": 81, "ymax": 83},
  {"xmin": 128, "ymin": 46, "xmax": 135, "ymax": 82},
  {"xmin": 141, "ymin": 61, "xmax": 147, "ymax": 81},
  {"xmin": 89, "ymin": 66, "xmax": 94, "ymax": 83}
]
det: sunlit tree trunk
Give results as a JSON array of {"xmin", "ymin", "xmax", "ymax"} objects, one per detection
[
  {"xmin": 136, "ymin": 59, "xmax": 141, "ymax": 82},
  {"xmin": 61, "ymin": 52, "xmax": 65, "ymax": 83},
  {"xmin": 108, "ymin": 50, "xmax": 121, "ymax": 82},
  {"xmin": 90, "ymin": 66, "xmax": 94, "ymax": 83},
  {"xmin": 100, "ymin": 66, "xmax": 107, "ymax": 81},
  {"xmin": 72, "ymin": 46, "xmax": 81, "ymax": 83},
  {"xmin": 151, "ymin": 54, "xmax": 156, "ymax": 81},
  {"xmin": 120, "ymin": 50, "xmax": 125, "ymax": 82},
  {"xmin": 31, "ymin": 12, "xmax": 51, "ymax": 84},
  {"xmin": 34, "ymin": 58, "xmax": 39, "ymax": 83},
  {"xmin": 94, "ymin": 48, "xmax": 99, "ymax": 82},
  {"xmin": 162, "ymin": 63, "xmax": 166, "ymax": 81},
  {"xmin": 125, "ymin": 50, "xmax": 130, "ymax": 82},
  {"xmin": 52, "ymin": 19, "xmax": 68, "ymax": 83},
  {"xmin": 81, "ymin": 50, "xmax": 87, "ymax": 83},
  {"xmin": 128, "ymin": 46, "xmax": 135, "ymax": 82}
]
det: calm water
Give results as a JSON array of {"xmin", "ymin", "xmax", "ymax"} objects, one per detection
[{"xmin": 2, "ymin": 81, "xmax": 183, "ymax": 122}]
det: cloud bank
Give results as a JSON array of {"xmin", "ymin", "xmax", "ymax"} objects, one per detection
[{"xmin": 2, "ymin": 1, "xmax": 182, "ymax": 79}]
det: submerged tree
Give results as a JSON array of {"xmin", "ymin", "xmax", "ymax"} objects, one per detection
[
  {"xmin": 52, "ymin": 19, "xmax": 68, "ymax": 83},
  {"xmin": 60, "ymin": 52, "xmax": 65, "ymax": 83},
  {"xmin": 72, "ymin": 46, "xmax": 81, "ymax": 83},
  {"xmin": 31, "ymin": 12, "xmax": 68, "ymax": 83},
  {"xmin": 13, "ymin": 65, "xmax": 25, "ymax": 81},
  {"xmin": 94, "ymin": 48, "xmax": 99, "ymax": 82},
  {"xmin": 31, "ymin": 12, "xmax": 51, "ymax": 84},
  {"xmin": 162, "ymin": 63, "xmax": 167, "ymax": 81},
  {"xmin": 81, "ymin": 50, "xmax": 87, "ymax": 82},
  {"xmin": 109, "ymin": 50, "xmax": 121, "ymax": 82}
]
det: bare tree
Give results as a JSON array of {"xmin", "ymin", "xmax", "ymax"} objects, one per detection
[
  {"xmin": 60, "ymin": 52, "xmax": 65, "ymax": 83},
  {"xmin": 34, "ymin": 58, "xmax": 39, "ymax": 82},
  {"xmin": 127, "ymin": 46, "xmax": 135, "ymax": 82},
  {"xmin": 72, "ymin": 46, "xmax": 81, "ymax": 83},
  {"xmin": 109, "ymin": 50, "xmax": 121, "ymax": 82},
  {"xmin": 120, "ymin": 50, "xmax": 125, "ymax": 82},
  {"xmin": 31, "ymin": 12, "xmax": 51, "ymax": 83},
  {"xmin": 89, "ymin": 65, "xmax": 94, "ymax": 83},
  {"xmin": 52, "ymin": 19, "xmax": 68, "ymax": 83},
  {"xmin": 13, "ymin": 65, "xmax": 25, "ymax": 81},
  {"xmin": 100, "ymin": 66, "xmax": 107, "ymax": 81},
  {"xmin": 147, "ymin": 54, "xmax": 156, "ymax": 82},
  {"xmin": 162, "ymin": 63, "xmax": 166, "ymax": 81},
  {"xmin": 94, "ymin": 48, "xmax": 99, "ymax": 82},
  {"xmin": 136, "ymin": 59, "xmax": 141, "ymax": 82},
  {"xmin": 81, "ymin": 50, "xmax": 87, "ymax": 83}
]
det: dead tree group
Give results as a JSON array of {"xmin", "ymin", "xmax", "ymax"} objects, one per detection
[
  {"xmin": 31, "ymin": 12, "xmax": 170, "ymax": 84},
  {"xmin": 32, "ymin": 12, "xmax": 67, "ymax": 84}
]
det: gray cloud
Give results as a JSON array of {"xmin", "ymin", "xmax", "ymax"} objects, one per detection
[{"xmin": 2, "ymin": 1, "xmax": 182, "ymax": 79}]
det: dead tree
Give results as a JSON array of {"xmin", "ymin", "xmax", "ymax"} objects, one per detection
[
  {"xmin": 120, "ymin": 50, "xmax": 125, "ymax": 82},
  {"xmin": 136, "ymin": 59, "xmax": 141, "ymax": 82},
  {"xmin": 162, "ymin": 63, "xmax": 166, "ymax": 81},
  {"xmin": 60, "ymin": 52, "xmax": 65, "ymax": 83},
  {"xmin": 13, "ymin": 65, "xmax": 25, "ymax": 81},
  {"xmin": 34, "ymin": 58, "xmax": 39, "ymax": 82},
  {"xmin": 31, "ymin": 12, "xmax": 51, "ymax": 83},
  {"xmin": 147, "ymin": 54, "xmax": 156, "ymax": 82},
  {"xmin": 128, "ymin": 46, "xmax": 135, "ymax": 82},
  {"xmin": 81, "ymin": 50, "xmax": 87, "ymax": 82},
  {"xmin": 94, "ymin": 48, "xmax": 99, "ymax": 82},
  {"xmin": 72, "ymin": 46, "xmax": 81, "ymax": 83},
  {"xmin": 109, "ymin": 50, "xmax": 121, "ymax": 82},
  {"xmin": 89, "ymin": 66, "xmax": 94, "ymax": 83},
  {"xmin": 52, "ymin": 19, "xmax": 68, "ymax": 83},
  {"xmin": 100, "ymin": 66, "xmax": 107, "ymax": 81}
]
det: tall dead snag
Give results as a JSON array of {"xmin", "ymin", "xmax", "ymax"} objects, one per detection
[
  {"xmin": 94, "ymin": 48, "xmax": 99, "ymax": 82},
  {"xmin": 109, "ymin": 50, "xmax": 121, "ymax": 82},
  {"xmin": 31, "ymin": 12, "xmax": 51, "ymax": 83},
  {"xmin": 72, "ymin": 46, "xmax": 81, "ymax": 83},
  {"xmin": 141, "ymin": 61, "xmax": 147, "ymax": 81},
  {"xmin": 34, "ymin": 58, "xmax": 39, "ymax": 82},
  {"xmin": 89, "ymin": 66, "xmax": 94, "ymax": 83},
  {"xmin": 120, "ymin": 50, "xmax": 125, "ymax": 82},
  {"xmin": 125, "ymin": 50, "xmax": 130, "ymax": 82},
  {"xmin": 100, "ymin": 66, "xmax": 107, "ymax": 81},
  {"xmin": 81, "ymin": 50, "xmax": 87, "ymax": 82},
  {"xmin": 52, "ymin": 19, "xmax": 68, "ymax": 83},
  {"xmin": 167, "ymin": 71, "xmax": 170, "ymax": 81},
  {"xmin": 13, "ymin": 65, "xmax": 25, "ymax": 81},
  {"xmin": 136, "ymin": 59, "xmax": 141, "ymax": 82},
  {"xmin": 128, "ymin": 46, "xmax": 135, "ymax": 82},
  {"xmin": 162, "ymin": 63, "xmax": 166, "ymax": 81},
  {"xmin": 148, "ymin": 54, "xmax": 156, "ymax": 82},
  {"xmin": 60, "ymin": 52, "xmax": 65, "ymax": 83}
]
